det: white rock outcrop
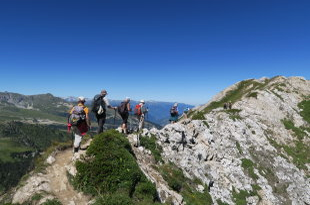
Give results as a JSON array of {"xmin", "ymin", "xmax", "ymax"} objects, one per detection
[{"xmin": 140, "ymin": 76, "xmax": 310, "ymax": 205}]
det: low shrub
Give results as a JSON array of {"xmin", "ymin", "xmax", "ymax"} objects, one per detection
[{"xmin": 73, "ymin": 129, "xmax": 159, "ymax": 204}]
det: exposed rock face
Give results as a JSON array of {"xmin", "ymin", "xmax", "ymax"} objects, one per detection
[
  {"xmin": 127, "ymin": 133, "xmax": 185, "ymax": 205},
  {"xmin": 142, "ymin": 76, "xmax": 310, "ymax": 204}
]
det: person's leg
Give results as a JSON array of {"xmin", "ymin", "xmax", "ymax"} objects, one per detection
[
  {"xmin": 123, "ymin": 113, "xmax": 129, "ymax": 134},
  {"xmin": 74, "ymin": 133, "xmax": 82, "ymax": 153},
  {"xmin": 139, "ymin": 115, "xmax": 144, "ymax": 131},
  {"xmin": 96, "ymin": 114, "xmax": 106, "ymax": 134}
]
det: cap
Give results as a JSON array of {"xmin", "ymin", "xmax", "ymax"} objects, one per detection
[
  {"xmin": 78, "ymin": 96, "xmax": 86, "ymax": 102},
  {"xmin": 174, "ymin": 103, "xmax": 178, "ymax": 107},
  {"xmin": 140, "ymin": 100, "xmax": 145, "ymax": 103},
  {"xmin": 101, "ymin": 90, "xmax": 108, "ymax": 95}
]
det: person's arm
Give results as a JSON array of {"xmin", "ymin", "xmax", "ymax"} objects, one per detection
[
  {"xmin": 105, "ymin": 98, "xmax": 117, "ymax": 110},
  {"xmin": 127, "ymin": 103, "xmax": 132, "ymax": 112},
  {"xmin": 85, "ymin": 107, "xmax": 91, "ymax": 127}
]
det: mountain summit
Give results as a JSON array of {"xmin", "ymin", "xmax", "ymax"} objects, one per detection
[{"xmin": 139, "ymin": 76, "xmax": 310, "ymax": 204}]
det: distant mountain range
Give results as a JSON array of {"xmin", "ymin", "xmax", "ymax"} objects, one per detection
[
  {"xmin": 63, "ymin": 97, "xmax": 194, "ymax": 126},
  {"xmin": 0, "ymin": 92, "xmax": 161, "ymax": 130}
]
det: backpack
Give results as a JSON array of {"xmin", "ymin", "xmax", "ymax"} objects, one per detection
[
  {"xmin": 134, "ymin": 104, "xmax": 142, "ymax": 115},
  {"xmin": 118, "ymin": 102, "xmax": 127, "ymax": 115},
  {"xmin": 92, "ymin": 95, "xmax": 106, "ymax": 114},
  {"xmin": 69, "ymin": 106, "xmax": 86, "ymax": 126},
  {"xmin": 170, "ymin": 107, "xmax": 177, "ymax": 117}
]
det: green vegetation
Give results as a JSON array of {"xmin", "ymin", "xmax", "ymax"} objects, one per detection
[
  {"xmin": 159, "ymin": 163, "xmax": 213, "ymax": 205},
  {"xmin": 203, "ymin": 121, "xmax": 210, "ymax": 128},
  {"xmin": 298, "ymin": 100, "xmax": 310, "ymax": 124},
  {"xmin": 241, "ymin": 158, "xmax": 259, "ymax": 180},
  {"xmin": 232, "ymin": 188, "xmax": 250, "ymax": 205},
  {"xmin": 236, "ymin": 141, "xmax": 242, "ymax": 154},
  {"xmin": 282, "ymin": 119, "xmax": 306, "ymax": 140},
  {"xmin": 0, "ymin": 121, "xmax": 71, "ymax": 194},
  {"xmin": 0, "ymin": 106, "xmax": 67, "ymax": 123},
  {"xmin": 247, "ymin": 92, "xmax": 258, "ymax": 99},
  {"xmin": 140, "ymin": 134, "xmax": 164, "ymax": 163},
  {"xmin": 232, "ymin": 186, "xmax": 261, "ymax": 205},
  {"xmin": 192, "ymin": 111, "xmax": 206, "ymax": 120},
  {"xmin": 31, "ymin": 193, "xmax": 44, "ymax": 201},
  {"xmin": 267, "ymin": 124, "xmax": 310, "ymax": 171},
  {"xmin": 224, "ymin": 109, "xmax": 242, "ymax": 121},
  {"xmin": 190, "ymin": 79, "xmax": 270, "ymax": 119},
  {"xmin": 72, "ymin": 130, "xmax": 160, "ymax": 204},
  {"xmin": 42, "ymin": 199, "xmax": 62, "ymax": 205},
  {"xmin": 217, "ymin": 199, "xmax": 229, "ymax": 205},
  {"xmin": 271, "ymin": 90, "xmax": 284, "ymax": 101}
]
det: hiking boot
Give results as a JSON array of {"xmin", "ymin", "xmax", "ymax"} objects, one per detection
[{"xmin": 74, "ymin": 147, "xmax": 79, "ymax": 153}]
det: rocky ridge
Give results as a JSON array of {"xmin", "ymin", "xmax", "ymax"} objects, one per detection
[
  {"xmin": 137, "ymin": 76, "xmax": 310, "ymax": 204},
  {"xmin": 4, "ymin": 76, "xmax": 310, "ymax": 205}
]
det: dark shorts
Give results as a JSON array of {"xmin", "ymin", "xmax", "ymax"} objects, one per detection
[{"xmin": 120, "ymin": 112, "xmax": 129, "ymax": 124}]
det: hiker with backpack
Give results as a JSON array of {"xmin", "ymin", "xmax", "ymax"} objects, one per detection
[
  {"xmin": 118, "ymin": 97, "xmax": 132, "ymax": 134},
  {"xmin": 183, "ymin": 107, "xmax": 190, "ymax": 119},
  {"xmin": 68, "ymin": 96, "xmax": 91, "ymax": 153},
  {"xmin": 134, "ymin": 100, "xmax": 148, "ymax": 132},
  {"xmin": 169, "ymin": 103, "xmax": 179, "ymax": 123},
  {"xmin": 91, "ymin": 90, "xmax": 117, "ymax": 134}
]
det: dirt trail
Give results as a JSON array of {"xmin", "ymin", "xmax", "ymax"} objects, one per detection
[{"xmin": 46, "ymin": 147, "xmax": 91, "ymax": 205}]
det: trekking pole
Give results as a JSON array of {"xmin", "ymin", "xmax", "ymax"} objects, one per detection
[
  {"xmin": 114, "ymin": 109, "xmax": 116, "ymax": 127},
  {"xmin": 71, "ymin": 131, "xmax": 74, "ymax": 148}
]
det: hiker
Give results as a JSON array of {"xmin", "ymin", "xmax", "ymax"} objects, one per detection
[
  {"xmin": 91, "ymin": 90, "xmax": 117, "ymax": 134},
  {"xmin": 223, "ymin": 102, "xmax": 228, "ymax": 109},
  {"xmin": 169, "ymin": 103, "xmax": 179, "ymax": 123},
  {"xmin": 68, "ymin": 96, "xmax": 91, "ymax": 153},
  {"xmin": 228, "ymin": 101, "xmax": 232, "ymax": 109},
  {"xmin": 134, "ymin": 100, "xmax": 148, "ymax": 131},
  {"xmin": 183, "ymin": 107, "xmax": 190, "ymax": 119},
  {"xmin": 118, "ymin": 97, "xmax": 132, "ymax": 134}
]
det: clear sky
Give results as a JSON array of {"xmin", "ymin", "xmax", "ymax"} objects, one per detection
[{"xmin": 0, "ymin": 0, "xmax": 309, "ymax": 105}]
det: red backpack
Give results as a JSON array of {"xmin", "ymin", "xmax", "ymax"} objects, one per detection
[{"xmin": 134, "ymin": 104, "xmax": 142, "ymax": 115}]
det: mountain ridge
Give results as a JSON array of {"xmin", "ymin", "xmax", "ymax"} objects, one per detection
[{"xmin": 2, "ymin": 75, "xmax": 310, "ymax": 205}]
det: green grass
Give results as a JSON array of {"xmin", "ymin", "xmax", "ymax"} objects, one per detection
[
  {"xmin": 203, "ymin": 121, "xmax": 210, "ymax": 128},
  {"xmin": 159, "ymin": 163, "xmax": 213, "ymax": 205},
  {"xmin": 0, "ymin": 138, "xmax": 34, "ymax": 162},
  {"xmin": 42, "ymin": 199, "xmax": 62, "ymax": 205},
  {"xmin": 247, "ymin": 92, "xmax": 258, "ymax": 98},
  {"xmin": 241, "ymin": 158, "xmax": 259, "ymax": 180},
  {"xmin": 223, "ymin": 109, "xmax": 242, "ymax": 121},
  {"xmin": 191, "ymin": 111, "xmax": 206, "ymax": 120},
  {"xmin": 271, "ymin": 90, "xmax": 284, "ymax": 101},
  {"xmin": 140, "ymin": 134, "xmax": 163, "ymax": 163},
  {"xmin": 190, "ymin": 79, "xmax": 269, "ymax": 119},
  {"xmin": 298, "ymin": 100, "xmax": 310, "ymax": 124},
  {"xmin": 232, "ymin": 188, "xmax": 251, "ymax": 205},
  {"xmin": 282, "ymin": 119, "xmax": 306, "ymax": 140},
  {"xmin": 236, "ymin": 141, "xmax": 242, "ymax": 154},
  {"xmin": 267, "ymin": 128, "xmax": 310, "ymax": 171},
  {"xmin": 0, "ymin": 106, "xmax": 67, "ymax": 123},
  {"xmin": 72, "ymin": 130, "xmax": 159, "ymax": 205},
  {"xmin": 217, "ymin": 199, "xmax": 229, "ymax": 205},
  {"xmin": 232, "ymin": 186, "xmax": 261, "ymax": 205}
]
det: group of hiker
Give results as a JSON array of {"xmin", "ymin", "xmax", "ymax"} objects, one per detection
[
  {"xmin": 67, "ymin": 89, "xmax": 190, "ymax": 154},
  {"xmin": 67, "ymin": 89, "xmax": 149, "ymax": 153}
]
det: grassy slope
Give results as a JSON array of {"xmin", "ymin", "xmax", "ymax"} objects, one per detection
[{"xmin": 72, "ymin": 130, "xmax": 162, "ymax": 205}]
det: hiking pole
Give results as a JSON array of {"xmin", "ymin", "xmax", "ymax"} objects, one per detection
[{"xmin": 114, "ymin": 109, "xmax": 116, "ymax": 128}]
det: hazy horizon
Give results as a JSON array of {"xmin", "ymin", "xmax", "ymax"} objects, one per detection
[{"xmin": 1, "ymin": 1, "xmax": 309, "ymax": 105}]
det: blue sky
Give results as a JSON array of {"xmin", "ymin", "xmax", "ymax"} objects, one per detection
[{"xmin": 0, "ymin": 0, "xmax": 309, "ymax": 105}]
